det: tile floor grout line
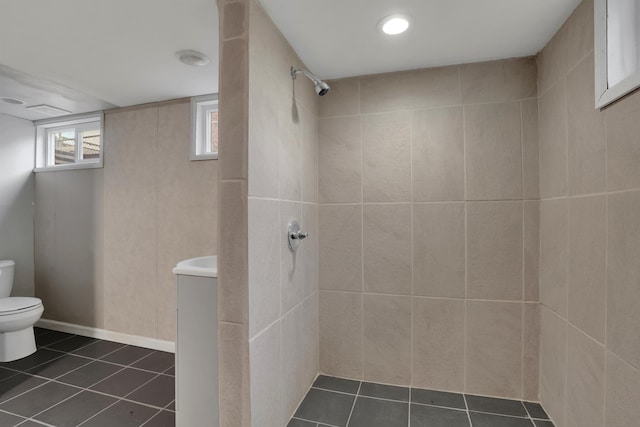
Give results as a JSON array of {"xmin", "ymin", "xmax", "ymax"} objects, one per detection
[
  {"xmin": 462, "ymin": 394, "xmax": 473, "ymax": 427},
  {"xmin": 138, "ymin": 408, "xmax": 164, "ymax": 426},
  {"xmin": 14, "ymin": 385, "xmax": 85, "ymax": 424},
  {"xmin": 343, "ymin": 381, "xmax": 362, "ymax": 427}
]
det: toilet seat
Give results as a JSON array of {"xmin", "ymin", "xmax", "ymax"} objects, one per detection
[{"xmin": 0, "ymin": 297, "xmax": 43, "ymax": 316}]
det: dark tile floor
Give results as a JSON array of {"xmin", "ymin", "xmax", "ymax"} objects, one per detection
[
  {"xmin": 289, "ymin": 375, "xmax": 555, "ymax": 427},
  {"xmin": 0, "ymin": 328, "xmax": 175, "ymax": 426}
]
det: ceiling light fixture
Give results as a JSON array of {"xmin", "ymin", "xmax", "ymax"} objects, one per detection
[
  {"xmin": 379, "ymin": 14, "xmax": 411, "ymax": 35},
  {"xmin": 0, "ymin": 97, "xmax": 25, "ymax": 105},
  {"xmin": 176, "ymin": 50, "xmax": 211, "ymax": 67}
]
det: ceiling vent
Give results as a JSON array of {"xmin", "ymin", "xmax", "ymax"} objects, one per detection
[{"xmin": 25, "ymin": 104, "xmax": 72, "ymax": 116}]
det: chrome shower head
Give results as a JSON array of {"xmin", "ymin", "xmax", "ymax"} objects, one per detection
[{"xmin": 291, "ymin": 66, "xmax": 331, "ymax": 96}]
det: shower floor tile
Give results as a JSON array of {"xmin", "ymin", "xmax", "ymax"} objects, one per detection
[
  {"xmin": 0, "ymin": 327, "xmax": 175, "ymax": 426},
  {"xmin": 288, "ymin": 375, "xmax": 555, "ymax": 427}
]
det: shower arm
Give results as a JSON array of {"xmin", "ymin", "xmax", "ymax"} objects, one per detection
[{"xmin": 291, "ymin": 67, "xmax": 321, "ymax": 84}]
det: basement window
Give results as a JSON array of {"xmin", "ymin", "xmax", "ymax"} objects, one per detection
[
  {"xmin": 34, "ymin": 113, "xmax": 104, "ymax": 172},
  {"xmin": 190, "ymin": 94, "xmax": 218, "ymax": 160}
]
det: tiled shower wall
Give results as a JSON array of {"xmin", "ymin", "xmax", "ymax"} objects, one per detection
[
  {"xmin": 537, "ymin": 1, "xmax": 640, "ymax": 426},
  {"xmin": 317, "ymin": 57, "xmax": 541, "ymax": 400},
  {"xmin": 246, "ymin": 1, "xmax": 319, "ymax": 426}
]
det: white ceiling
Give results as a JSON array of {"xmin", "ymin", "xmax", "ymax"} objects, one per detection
[
  {"xmin": 0, "ymin": 0, "xmax": 218, "ymax": 120},
  {"xmin": 259, "ymin": 0, "xmax": 582, "ymax": 80},
  {"xmin": 0, "ymin": 0, "xmax": 583, "ymax": 121}
]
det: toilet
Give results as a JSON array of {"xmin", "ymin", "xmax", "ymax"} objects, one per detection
[{"xmin": 0, "ymin": 260, "xmax": 44, "ymax": 362}]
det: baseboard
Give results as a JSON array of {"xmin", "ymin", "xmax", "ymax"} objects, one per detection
[{"xmin": 36, "ymin": 319, "xmax": 175, "ymax": 353}]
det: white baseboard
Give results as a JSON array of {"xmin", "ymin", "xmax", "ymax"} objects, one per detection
[{"xmin": 36, "ymin": 319, "xmax": 175, "ymax": 353}]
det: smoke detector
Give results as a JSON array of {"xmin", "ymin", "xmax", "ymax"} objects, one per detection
[{"xmin": 176, "ymin": 50, "xmax": 210, "ymax": 67}]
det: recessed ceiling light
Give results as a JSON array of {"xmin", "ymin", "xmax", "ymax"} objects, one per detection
[
  {"xmin": 176, "ymin": 50, "xmax": 211, "ymax": 67},
  {"xmin": 0, "ymin": 97, "xmax": 25, "ymax": 105},
  {"xmin": 379, "ymin": 15, "xmax": 411, "ymax": 35}
]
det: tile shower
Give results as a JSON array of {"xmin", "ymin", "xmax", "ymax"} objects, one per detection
[{"xmin": 216, "ymin": 0, "xmax": 640, "ymax": 426}]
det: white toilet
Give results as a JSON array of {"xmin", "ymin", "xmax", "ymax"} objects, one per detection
[{"xmin": 0, "ymin": 260, "xmax": 44, "ymax": 362}]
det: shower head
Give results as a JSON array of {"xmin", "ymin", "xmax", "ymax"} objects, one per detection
[{"xmin": 291, "ymin": 67, "xmax": 331, "ymax": 96}]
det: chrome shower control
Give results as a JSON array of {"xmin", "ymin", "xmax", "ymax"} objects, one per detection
[{"xmin": 288, "ymin": 220, "xmax": 309, "ymax": 252}]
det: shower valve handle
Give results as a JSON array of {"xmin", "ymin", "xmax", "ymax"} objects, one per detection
[{"xmin": 290, "ymin": 230, "xmax": 309, "ymax": 240}]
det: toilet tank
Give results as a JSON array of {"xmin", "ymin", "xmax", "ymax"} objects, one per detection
[{"xmin": 0, "ymin": 260, "xmax": 15, "ymax": 298}]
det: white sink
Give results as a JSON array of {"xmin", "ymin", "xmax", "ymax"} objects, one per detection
[{"xmin": 173, "ymin": 256, "xmax": 217, "ymax": 278}]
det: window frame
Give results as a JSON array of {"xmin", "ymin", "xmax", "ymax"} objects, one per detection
[
  {"xmin": 594, "ymin": 0, "xmax": 640, "ymax": 108},
  {"xmin": 190, "ymin": 94, "xmax": 219, "ymax": 161},
  {"xmin": 34, "ymin": 112, "xmax": 104, "ymax": 172}
]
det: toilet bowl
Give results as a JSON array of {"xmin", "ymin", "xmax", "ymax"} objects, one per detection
[{"xmin": 0, "ymin": 260, "xmax": 44, "ymax": 362}]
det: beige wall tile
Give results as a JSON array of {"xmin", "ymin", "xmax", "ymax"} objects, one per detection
[
  {"xmin": 362, "ymin": 112, "xmax": 411, "ymax": 202},
  {"xmin": 566, "ymin": 326, "xmax": 605, "ymax": 427},
  {"xmin": 363, "ymin": 204, "xmax": 411, "ymax": 295},
  {"xmin": 301, "ymin": 204, "xmax": 319, "ymax": 300},
  {"xmin": 607, "ymin": 190, "xmax": 640, "ymax": 369},
  {"xmin": 363, "ymin": 294, "xmax": 411, "ymax": 385},
  {"xmin": 282, "ymin": 303, "xmax": 309, "ymax": 421},
  {"xmin": 466, "ymin": 301, "xmax": 523, "ymax": 398},
  {"xmin": 413, "ymin": 203, "xmax": 465, "ymax": 298},
  {"xmin": 360, "ymin": 67, "xmax": 460, "ymax": 114},
  {"xmin": 319, "ymin": 205, "xmax": 362, "ymax": 292},
  {"xmin": 219, "ymin": 37, "xmax": 248, "ymax": 181},
  {"xmin": 411, "ymin": 66, "xmax": 461, "ymax": 109},
  {"xmin": 300, "ymin": 107, "xmax": 318, "ymax": 203},
  {"xmin": 460, "ymin": 57, "xmax": 536, "ymax": 104},
  {"xmin": 522, "ymin": 99, "xmax": 540, "ymax": 200},
  {"xmin": 360, "ymin": 71, "xmax": 414, "ymax": 114},
  {"xmin": 319, "ymin": 291, "xmax": 362, "ymax": 379},
  {"xmin": 568, "ymin": 196, "xmax": 606, "ymax": 343},
  {"xmin": 249, "ymin": 323, "xmax": 282, "ymax": 427},
  {"xmin": 607, "ymin": 85, "xmax": 640, "ymax": 191},
  {"xmin": 103, "ymin": 107, "xmax": 158, "ymax": 337},
  {"xmin": 539, "ymin": 81, "xmax": 568, "ymax": 198},
  {"xmin": 281, "ymin": 202, "xmax": 303, "ymax": 314},
  {"xmin": 303, "ymin": 294, "xmax": 320, "ymax": 388},
  {"xmin": 467, "ymin": 202, "xmax": 523, "ymax": 301},
  {"xmin": 319, "ymin": 78, "xmax": 360, "ymax": 118},
  {"xmin": 565, "ymin": 0, "xmax": 594, "ymax": 69},
  {"xmin": 539, "ymin": 306, "xmax": 567, "ymax": 427},
  {"xmin": 223, "ymin": 1, "xmax": 246, "ymax": 40},
  {"xmin": 524, "ymin": 201, "xmax": 540, "ymax": 301},
  {"xmin": 318, "ymin": 116, "xmax": 362, "ymax": 203},
  {"xmin": 413, "ymin": 298, "xmax": 465, "ymax": 391},
  {"xmin": 248, "ymin": 198, "xmax": 280, "ymax": 339},
  {"xmin": 567, "ymin": 54, "xmax": 606, "ymax": 195},
  {"xmin": 219, "ymin": 321, "xmax": 251, "ymax": 427},
  {"xmin": 537, "ymin": 19, "xmax": 569, "ymax": 96},
  {"xmin": 465, "ymin": 102, "xmax": 523, "ymax": 200},
  {"xmin": 218, "ymin": 180, "xmax": 248, "ymax": 324},
  {"xmin": 248, "ymin": 75, "xmax": 279, "ymax": 198},
  {"xmin": 279, "ymin": 96, "xmax": 301, "ymax": 201},
  {"xmin": 412, "ymin": 107, "xmax": 464, "ymax": 201},
  {"xmin": 523, "ymin": 303, "xmax": 540, "ymax": 401},
  {"xmin": 605, "ymin": 352, "xmax": 640, "ymax": 427},
  {"xmin": 540, "ymin": 198, "xmax": 568, "ymax": 317}
]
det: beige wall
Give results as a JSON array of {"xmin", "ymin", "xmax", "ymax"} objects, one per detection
[
  {"xmin": 0, "ymin": 114, "xmax": 35, "ymax": 297},
  {"xmin": 317, "ymin": 57, "xmax": 540, "ymax": 400},
  {"xmin": 35, "ymin": 100, "xmax": 217, "ymax": 341},
  {"xmin": 247, "ymin": 1, "xmax": 319, "ymax": 425},
  {"xmin": 537, "ymin": 1, "xmax": 640, "ymax": 426}
]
